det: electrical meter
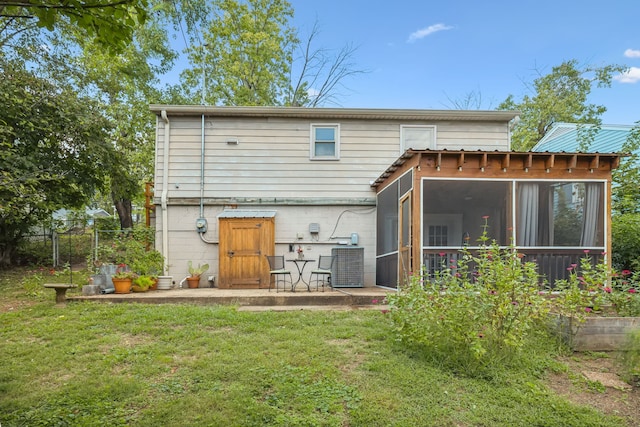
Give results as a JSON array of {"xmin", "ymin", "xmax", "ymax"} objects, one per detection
[{"xmin": 195, "ymin": 218, "xmax": 208, "ymax": 232}]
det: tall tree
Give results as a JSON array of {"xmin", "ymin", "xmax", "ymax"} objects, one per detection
[
  {"xmin": 176, "ymin": 0, "xmax": 362, "ymax": 106},
  {"xmin": 286, "ymin": 20, "xmax": 361, "ymax": 107},
  {"xmin": 0, "ymin": 57, "xmax": 114, "ymax": 266},
  {"xmin": 0, "ymin": 0, "xmax": 148, "ymax": 52},
  {"xmin": 0, "ymin": 0, "xmax": 174, "ymax": 244},
  {"xmin": 180, "ymin": 0, "xmax": 296, "ymax": 105},
  {"xmin": 63, "ymin": 4, "xmax": 177, "ymax": 228},
  {"xmin": 612, "ymin": 122, "xmax": 640, "ymax": 215},
  {"xmin": 610, "ymin": 121, "xmax": 640, "ymax": 269},
  {"xmin": 499, "ymin": 60, "xmax": 627, "ymax": 150}
]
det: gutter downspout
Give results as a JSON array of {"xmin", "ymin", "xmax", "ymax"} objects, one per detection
[
  {"xmin": 199, "ymin": 49, "xmax": 207, "ymax": 222},
  {"xmin": 200, "ymin": 113, "xmax": 205, "ymax": 219},
  {"xmin": 198, "ymin": 114, "xmax": 216, "ymax": 245},
  {"xmin": 161, "ymin": 110, "xmax": 170, "ymax": 275}
]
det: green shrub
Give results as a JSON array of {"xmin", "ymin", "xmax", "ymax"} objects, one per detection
[
  {"xmin": 15, "ymin": 239, "xmax": 53, "ymax": 266},
  {"xmin": 552, "ymin": 252, "xmax": 640, "ymax": 317},
  {"xmin": 93, "ymin": 216, "xmax": 120, "ymax": 232},
  {"xmin": 21, "ymin": 271, "xmax": 46, "ymax": 297},
  {"xmin": 91, "ymin": 225, "xmax": 163, "ymax": 275},
  {"xmin": 17, "ymin": 233, "xmax": 92, "ymax": 267},
  {"xmin": 611, "ymin": 213, "xmax": 640, "ymax": 270},
  {"xmin": 617, "ymin": 329, "xmax": 640, "ymax": 386},
  {"xmin": 386, "ymin": 218, "xmax": 553, "ymax": 377}
]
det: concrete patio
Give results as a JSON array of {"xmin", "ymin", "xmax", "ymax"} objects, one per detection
[{"xmin": 68, "ymin": 286, "xmax": 394, "ymax": 311}]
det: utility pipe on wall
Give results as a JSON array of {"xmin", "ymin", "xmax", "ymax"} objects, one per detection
[
  {"xmin": 161, "ymin": 110, "xmax": 170, "ymax": 275},
  {"xmin": 200, "ymin": 113, "xmax": 205, "ymax": 219},
  {"xmin": 199, "ymin": 45, "xmax": 207, "ymax": 222}
]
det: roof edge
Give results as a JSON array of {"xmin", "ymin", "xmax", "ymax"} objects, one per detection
[
  {"xmin": 370, "ymin": 149, "xmax": 625, "ymax": 188},
  {"xmin": 149, "ymin": 105, "xmax": 520, "ymax": 122}
]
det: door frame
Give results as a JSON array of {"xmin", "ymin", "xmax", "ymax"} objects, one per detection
[{"xmin": 218, "ymin": 213, "xmax": 275, "ymax": 289}]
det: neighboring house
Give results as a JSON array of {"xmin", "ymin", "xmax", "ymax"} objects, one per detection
[
  {"xmin": 532, "ymin": 123, "xmax": 636, "ymax": 153},
  {"xmin": 151, "ymin": 106, "xmax": 621, "ymax": 289},
  {"xmin": 52, "ymin": 208, "xmax": 111, "ymax": 228}
]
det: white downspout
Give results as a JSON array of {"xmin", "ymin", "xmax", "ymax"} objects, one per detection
[
  {"xmin": 161, "ymin": 110, "xmax": 170, "ymax": 275},
  {"xmin": 200, "ymin": 113, "xmax": 205, "ymax": 219}
]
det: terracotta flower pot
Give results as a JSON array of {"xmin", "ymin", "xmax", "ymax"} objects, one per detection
[
  {"xmin": 187, "ymin": 276, "xmax": 200, "ymax": 288},
  {"xmin": 112, "ymin": 278, "xmax": 132, "ymax": 294}
]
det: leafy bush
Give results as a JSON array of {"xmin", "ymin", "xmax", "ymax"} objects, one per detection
[
  {"xmin": 611, "ymin": 213, "xmax": 640, "ymax": 270},
  {"xmin": 21, "ymin": 271, "xmax": 46, "ymax": 297},
  {"xmin": 93, "ymin": 216, "xmax": 120, "ymax": 232},
  {"xmin": 91, "ymin": 225, "xmax": 163, "ymax": 275},
  {"xmin": 15, "ymin": 238, "xmax": 53, "ymax": 266},
  {"xmin": 617, "ymin": 329, "xmax": 640, "ymax": 386},
  {"xmin": 386, "ymin": 219, "xmax": 553, "ymax": 377},
  {"xmin": 552, "ymin": 252, "xmax": 640, "ymax": 317},
  {"xmin": 17, "ymin": 233, "xmax": 92, "ymax": 266}
]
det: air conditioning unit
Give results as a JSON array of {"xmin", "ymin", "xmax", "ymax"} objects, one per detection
[{"xmin": 331, "ymin": 247, "xmax": 364, "ymax": 287}]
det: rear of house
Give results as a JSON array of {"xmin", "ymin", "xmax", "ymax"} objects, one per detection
[{"xmin": 150, "ymin": 106, "xmax": 517, "ymax": 288}]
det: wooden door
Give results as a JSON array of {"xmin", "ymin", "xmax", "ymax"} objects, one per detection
[{"xmin": 218, "ymin": 218, "xmax": 274, "ymax": 289}]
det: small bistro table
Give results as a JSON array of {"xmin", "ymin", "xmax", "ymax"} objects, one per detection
[{"xmin": 286, "ymin": 259, "xmax": 315, "ymax": 292}]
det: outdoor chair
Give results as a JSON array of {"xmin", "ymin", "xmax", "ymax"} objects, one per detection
[
  {"xmin": 309, "ymin": 255, "xmax": 335, "ymax": 292},
  {"xmin": 266, "ymin": 255, "xmax": 292, "ymax": 292}
]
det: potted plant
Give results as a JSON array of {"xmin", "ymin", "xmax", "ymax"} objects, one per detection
[
  {"xmin": 112, "ymin": 264, "xmax": 136, "ymax": 294},
  {"xmin": 132, "ymin": 275, "xmax": 154, "ymax": 292},
  {"xmin": 187, "ymin": 261, "xmax": 209, "ymax": 288},
  {"xmin": 130, "ymin": 249, "xmax": 165, "ymax": 291}
]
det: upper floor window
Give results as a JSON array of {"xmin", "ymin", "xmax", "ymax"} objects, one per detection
[
  {"xmin": 401, "ymin": 125, "xmax": 436, "ymax": 153},
  {"xmin": 311, "ymin": 124, "xmax": 340, "ymax": 160}
]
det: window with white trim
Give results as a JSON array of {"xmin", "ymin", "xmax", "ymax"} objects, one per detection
[
  {"xmin": 311, "ymin": 124, "xmax": 340, "ymax": 160},
  {"xmin": 401, "ymin": 125, "xmax": 435, "ymax": 153}
]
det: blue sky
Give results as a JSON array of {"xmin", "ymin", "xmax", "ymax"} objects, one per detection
[
  {"xmin": 285, "ymin": 0, "xmax": 640, "ymax": 124},
  {"xmin": 168, "ymin": 0, "xmax": 640, "ymax": 125}
]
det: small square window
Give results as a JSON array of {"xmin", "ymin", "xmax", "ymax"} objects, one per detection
[
  {"xmin": 401, "ymin": 125, "xmax": 436, "ymax": 153},
  {"xmin": 311, "ymin": 124, "xmax": 339, "ymax": 160}
]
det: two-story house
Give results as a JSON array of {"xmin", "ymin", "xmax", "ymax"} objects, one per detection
[{"xmin": 151, "ymin": 106, "xmax": 621, "ymax": 289}]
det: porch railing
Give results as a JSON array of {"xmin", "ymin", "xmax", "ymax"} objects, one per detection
[{"xmin": 422, "ymin": 248, "xmax": 603, "ymax": 288}]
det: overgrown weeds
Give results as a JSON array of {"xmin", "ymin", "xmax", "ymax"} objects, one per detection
[
  {"xmin": 387, "ymin": 218, "xmax": 558, "ymax": 378},
  {"xmin": 618, "ymin": 329, "xmax": 640, "ymax": 386}
]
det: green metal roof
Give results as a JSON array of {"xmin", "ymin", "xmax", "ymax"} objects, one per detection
[{"xmin": 532, "ymin": 123, "xmax": 636, "ymax": 153}]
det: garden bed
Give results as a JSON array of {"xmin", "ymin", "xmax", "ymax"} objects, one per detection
[{"xmin": 556, "ymin": 315, "xmax": 640, "ymax": 351}]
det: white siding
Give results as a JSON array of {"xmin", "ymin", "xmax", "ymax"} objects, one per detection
[
  {"xmin": 155, "ymin": 204, "xmax": 377, "ymax": 286},
  {"xmin": 155, "ymin": 116, "xmax": 510, "ymax": 200},
  {"xmin": 153, "ymin": 109, "xmax": 513, "ymax": 287}
]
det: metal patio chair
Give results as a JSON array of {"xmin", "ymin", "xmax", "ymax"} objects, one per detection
[
  {"xmin": 266, "ymin": 255, "xmax": 292, "ymax": 292},
  {"xmin": 309, "ymin": 255, "xmax": 335, "ymax": 292}
]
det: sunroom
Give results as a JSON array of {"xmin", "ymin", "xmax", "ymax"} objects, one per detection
[{"xmin": 373, "ymin": 150, "xmax": 623, "ymax": 288}]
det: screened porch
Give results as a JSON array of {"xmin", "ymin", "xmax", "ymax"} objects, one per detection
[{"xmin": 373, "ymin": 150, "xmax": 622, "ymax": 288}]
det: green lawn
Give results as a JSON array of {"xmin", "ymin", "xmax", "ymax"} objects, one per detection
[{"xmin": 0, "ymin": 268, "xmax": 628, "ymax": 426}]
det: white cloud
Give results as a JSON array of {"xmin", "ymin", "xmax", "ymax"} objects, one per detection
[
  {"xmin": 624, "ymin": 48, "xmax": 640, "ymax": 58},
  {"xmin": 407, "ymin": 23, "xmax": 453, "ymax": 43},
  {"xmin": 614, "ymin": 67, "xmax": 640, "ymax": 83}
]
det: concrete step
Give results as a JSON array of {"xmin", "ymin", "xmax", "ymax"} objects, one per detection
[{"xmin": 68, "ymin": 287, "xmax": 392, "ymax": 309}]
